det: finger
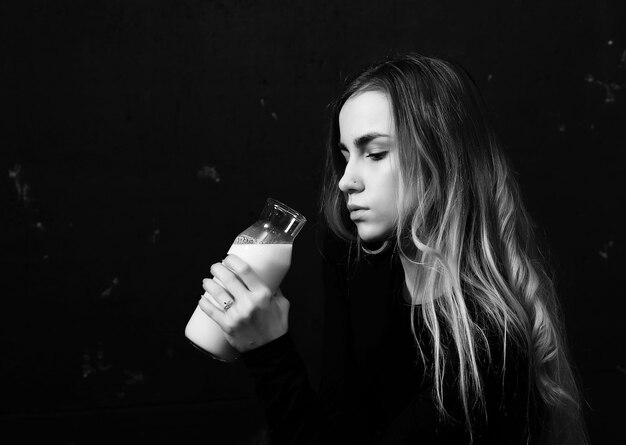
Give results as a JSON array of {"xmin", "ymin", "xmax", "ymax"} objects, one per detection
[
  {"xmin": 221, "ymin": 254, "xmax": 269, "ymax": 294},
  {"xmin": 210, "ymin": 261, "xmax": 252, "ymax": 301},
  {"xmin": 202, "ymin": 278, "xmax": 235, "ymax": 311},
  {"xmin": 197, "ymin": 294, "xmax": 228, "ymax": 329},
  {"xmin": 272, "ymin": 287, "xmax": 289, "ymax": 306}
]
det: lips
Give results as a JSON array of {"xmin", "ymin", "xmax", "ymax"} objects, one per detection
[
  {"xmin": 349, "ymin": 209, "xmax": 367, "ymax": 220},
  {"xmin": 347, "ymin": 204, "xmax": 368, "ymax": 212}
]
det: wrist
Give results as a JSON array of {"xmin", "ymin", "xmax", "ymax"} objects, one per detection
[{"xmin": 240, "ymin": 331, "xmax": 293, "ymax": 364}]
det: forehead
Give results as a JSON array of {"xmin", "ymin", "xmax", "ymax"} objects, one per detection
[{"xmin": 338, "ymin": 91, "xmax": 394, "ymax": 141}]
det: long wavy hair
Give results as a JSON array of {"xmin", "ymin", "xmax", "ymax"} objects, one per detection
[{"xmin": 318, "ymin": 53, "xmax": 588, "ymax": 444}]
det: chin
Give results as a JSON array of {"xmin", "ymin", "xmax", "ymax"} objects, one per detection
[{"xmin": 356, "ymin": 225, "xmax": 393, "ymax": 244}]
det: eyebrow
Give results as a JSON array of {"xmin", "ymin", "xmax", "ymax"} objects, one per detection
[{"xmin": 338, "ymin": 132, "xmax": 391, "ymax": 151}]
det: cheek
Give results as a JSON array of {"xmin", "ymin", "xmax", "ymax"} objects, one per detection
[
  {"xmin": 377, "ymin": 176, "xmax": 399, "ymax": 220},
  {"xmin": 384, "ymin": 168, "xmax": 399, "ymax": 201},
  {"xmin": 388, "ymin": 175, "xmax": 401, "ymax": 220}
]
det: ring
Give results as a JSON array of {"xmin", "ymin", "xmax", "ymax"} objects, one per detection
[{"xmin": 223, "ymin": 299, "xmax": 234, "ymax": 312}]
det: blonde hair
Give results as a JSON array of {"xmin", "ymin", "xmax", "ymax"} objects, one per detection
[{"xmin": 319, "ymin": 53, "xmax": 588, "ymax": 444}]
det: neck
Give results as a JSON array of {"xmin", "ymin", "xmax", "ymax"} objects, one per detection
[{"xmin": 400, "ymin": 255, "xmax": 424, "ymax": 305}]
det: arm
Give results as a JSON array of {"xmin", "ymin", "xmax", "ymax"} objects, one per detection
[
  {"xmin": 213, "ymin": 227, "xmax": 366, "ymax": 444},
  {"xmin": 242, "ymin": 228, "xmax": 369, "ymax": 444},
  {"xmin": 241, "ymin": 332, "xmax": 328, "ymax": 444}
]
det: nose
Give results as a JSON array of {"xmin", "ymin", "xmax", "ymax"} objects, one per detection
[{"xmin": 338, "ymin": 160, "xmax": 364, "ymax": 194}]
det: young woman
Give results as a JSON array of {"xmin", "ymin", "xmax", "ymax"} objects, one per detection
[{"xmin": 198, "ymin": 53, "xmax": 589, "ymax": 444}]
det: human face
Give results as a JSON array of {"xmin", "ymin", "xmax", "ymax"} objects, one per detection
[{"xmin": 337, "ymin": 90, "xmax": 399, "ymax": 243}]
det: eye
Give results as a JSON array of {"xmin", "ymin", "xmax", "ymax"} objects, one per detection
[{"xmin": 367, "ymin": 152, "xmax": 388, "ymax": 161}]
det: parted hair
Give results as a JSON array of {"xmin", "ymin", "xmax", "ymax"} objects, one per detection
[{"xmin": 318, "ymin": 53, "xmax": 588, "ymax": 444}]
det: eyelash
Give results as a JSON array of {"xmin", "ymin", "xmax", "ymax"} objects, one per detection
[
  {"xmin": 340, "ymin": 152, "xmax": 388, "ymax": 162},
  {"xmin": 367, "ymin": 152, "xmax": 388, "ymax": 161}
]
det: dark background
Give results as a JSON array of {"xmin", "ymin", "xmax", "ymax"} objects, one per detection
[{"xmin": 1, "ymin": 0, "xmax": 625, "ymax": 443}]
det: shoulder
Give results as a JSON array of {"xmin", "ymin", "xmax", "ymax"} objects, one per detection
[{"xmin": 436, "ymin": 309, "xmax": 538, "ymax": 403}]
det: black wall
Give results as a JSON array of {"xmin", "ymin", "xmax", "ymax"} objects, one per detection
[{"xmin": 1, "ymin": 1, "xmax": 625, "ymax": 443}]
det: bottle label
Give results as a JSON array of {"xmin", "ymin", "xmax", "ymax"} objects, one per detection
[{"xmin": 233, "ymin": 234, "xmax": 257, "ymax": 245}]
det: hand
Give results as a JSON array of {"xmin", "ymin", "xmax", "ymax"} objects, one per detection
[{"xmin": 197, "ymin": 254, "xmax": 290, "ymax": 353}]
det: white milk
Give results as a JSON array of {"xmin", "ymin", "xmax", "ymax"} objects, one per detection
[{"xmin": 185, "ymin": 243, "xmax": 293, "ymax": 361}]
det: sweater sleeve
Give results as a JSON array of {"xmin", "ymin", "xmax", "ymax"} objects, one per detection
[
  {"xmin": 240, "ymin": 332, "xmax": 328, "ymax": 444},
  {"xmin": 241, "ymin": 227, "xmax": 365, "ymax": 445}
]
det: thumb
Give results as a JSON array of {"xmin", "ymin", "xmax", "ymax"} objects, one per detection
[{"xmin": 272, "ymin": 288, "xmax": 290, "ymax": 311}]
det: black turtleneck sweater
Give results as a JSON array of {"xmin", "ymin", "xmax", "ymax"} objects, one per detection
[{"xmin": 241, "ymin": 231, "xmax": 545, "ymax": 444}]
